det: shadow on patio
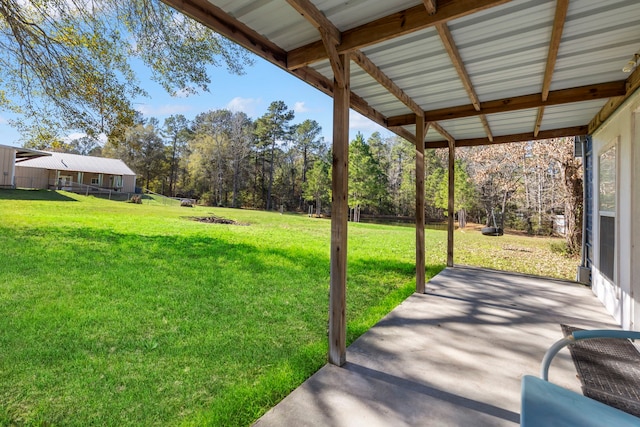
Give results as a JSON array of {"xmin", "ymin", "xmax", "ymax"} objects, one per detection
[{"xmin": 254, "ymin": 266, "xmax": 618, "ymax": 426}]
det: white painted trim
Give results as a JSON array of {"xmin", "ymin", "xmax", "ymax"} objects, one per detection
[{"xmin": 10, "ymin": 150, "xmax": 16, "ymax": 187}]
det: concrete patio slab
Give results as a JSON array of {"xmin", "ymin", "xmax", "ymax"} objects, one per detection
[{"xmin": 253, "ymin": 266, "xmax": 618, "ymax": 426}]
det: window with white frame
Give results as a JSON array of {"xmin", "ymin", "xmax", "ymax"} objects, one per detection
[{"xmin": 598, "ymin": 142, "xmax": 616, "ymax": 283}]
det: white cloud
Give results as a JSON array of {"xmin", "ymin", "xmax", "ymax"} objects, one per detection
[
  {"xmin": 135, "ymin": 104, "xmax": 192, "ymax": 117},
  {"xmin": 293, "ymin": 101, "xmax": 310, "ymax": 113},
  {"xmin": 173, "ymin": 87, "xmax": 196, "ymax": 98},
  {"xmin": 349, "ymin": 110, "xmax": 385, "ymax": 133},
  {"xmin": 0, "ymin": 115, "xmax": 6, "ymax": 124},
  {"xmin": 226, "ymin": 97, "xmax": 262, "ymax": 116}
]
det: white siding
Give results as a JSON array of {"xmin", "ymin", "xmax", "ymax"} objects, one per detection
[
  {"xmin": 0, "ymin": 146, "xmax": 15, "ymax": 187},
  {"xmin": 591, "ymin": 87, "xmax": 640, "ymax": 330},
  {"xmin": 14, "ymin": 165, "xmax": 50, "ymax": 189},
  {"xmin": 122, "ymin": 175, "xmax": 136, "ymax": 194}
]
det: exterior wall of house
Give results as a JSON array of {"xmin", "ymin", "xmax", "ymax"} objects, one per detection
[
  {"xmin": 632, "ymin": 103, "xmax": 640, "ymax": 331},
  {"xmin": 0, "ymin": 146, "xmax": 16, "ymax": 188},
  {"xmin": 591, "ymin": 88, "xmax": 640, "ymax": 330},
  {"xmin": 122, "ymin": 175, "xmax": 136, "ymax": 193},
  {"xmin": 14, "ymin": 166, "xmax": 136, "ymax": 193},
  {"xmin": 14, "ymin": 165, "xmax": 50, "ymax": 189}
]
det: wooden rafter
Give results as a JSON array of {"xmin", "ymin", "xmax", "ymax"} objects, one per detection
[
  {"xmin": 423, "ymin": 0, "xmax": 437, "ymax": 15},
  {"xmin": 287, "ymin": 0, "xmax": 511, "ymax": 70},
  {"xmin": 289, "ymin": 65, "xmax": 388, "ymax": 129},
  {"xmin": 534, "ymin": 106, "xmax": 545, "ymax": 137},
  {"xmin": 388, "ymin": 81, "xmax": 627, "ymax": 126},
  {"xmin": 351, "ymin": 51, "xmax": 423, "ymax": 116},
  {"xmin": 321, "ymin": 31, "xmax": 346, "ymax": 88},
  {"xmin": 287, "ymin": 1, "xmax": 426, "ymax": 122},
  {"xmin": 479, "ymin": 115, "xmax": 494, "ymax": 142},
  {"xmin": 424, "ymin": 125, "xmax": 587, "ymax": 149},
  {"xmin": 535, "ymin": 0, "xmax": 569, "ymax": 136},
  {"xmin": 159, "ymin": 0, "xmax": 287, "ymax": 67},
  {"xmin": 158, "ymin": 0, "xmax": 393, "ymax": 137},
  {"xmin": 436, "ymin": 23, "xmax": 480, "ymax": 110},
  {"xmin": 431, "ymin": 122, "xmax": 454, "ymax": 143},
  {"xmin": 286, "ymin": 0, "xmax": 345, "ymax": 87},
  {"xmin": 541, "ymin": 0, "xmax": 569, "ymax": 101},
  {"xmin": 286, "ymin": 0, "xmax": 340, "ymax": 43},
  {"xmin": 162, "ymin": 0, "xmax": 600, "ymax": 151},
  {"xmin": 389, "ymin": 126, "xmax": 417, "ymax": 144},
  {"xmin": 435, "ymin": 22, "xmax": 493, "ymax": 141},
  {"xmin": 589, "ymin": 61, "xmax": 640, "ymax": 133}
]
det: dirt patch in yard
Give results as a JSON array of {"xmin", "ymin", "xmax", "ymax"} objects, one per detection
[{"xmin": 185, "ymin": 215, "xmax": 247, "ymax": 225}]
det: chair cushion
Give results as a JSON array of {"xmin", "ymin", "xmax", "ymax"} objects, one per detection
[{"xmin": 521, "ymin": 375, "xmax": 640, "ymax": 426}]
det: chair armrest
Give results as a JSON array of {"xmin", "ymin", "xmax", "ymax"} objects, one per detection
[{"xmin": 541, "ymin": 329, "xmax": 640, "ymax": 380}]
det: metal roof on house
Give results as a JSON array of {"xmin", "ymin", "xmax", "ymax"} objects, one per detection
[
  {"xmin": 160, "ymin": 0, "xmax": 640, "ymax": 147},
  {"xmin": 17, "ymin": 151, "xmax": 136, "ymax": 176}
]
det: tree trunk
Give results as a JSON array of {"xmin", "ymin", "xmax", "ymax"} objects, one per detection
[
  {"xmin": 562, "ymin": 161, "xmax": 583, "ymax": 254},
  {"xmin": 500, "ymin": 190, "xmax": 508, "ymax": 230},
  {"xmin": 232, "ymin": 163, "xmax": 239, "ymax": 208},
  {"xmin": 169, "ymin": 138, "xmax": 177, "ymax": 197},
  {"xmin": 267, "ymin": 138, "xmax": 275, "ymax": 210}
]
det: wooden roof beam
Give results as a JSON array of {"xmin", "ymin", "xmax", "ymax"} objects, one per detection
[
  {"xmin": 286, "ymin": 0, "xmax": 340, "ymax": 43},
  {"xmin": 424, "ymin": 125, "xmax": 587, "ymax": 149},
  {"xmin": 535, "ymin": 0, "xmax": 568, "ymax": 136},
  {"xmin": 287, "ymin": 0, "xmax": 511, "ymax": 70},
  {"xmin": 541, "ymin": 0, "xmax": 569, "ymax": 101},
  {"xmin": 286, "ymin": 0, "xmax": 346, "ymax": 87},
  {"xmin": 423, "ymin": 0, "xmax": 437, "ymax": 15},
  {"xmin": 160, "ymin": 0, "xmax": 389, "ymax": 128},
  {"xmin": 589, "ymin": 58, "xmax": 640, "ymax": 133},
  {"xmin": 388, "ymin": 81, "xmax": 627, "ymax": 126},
  {"xmin": 351, "ymin": 51, "xmax": 423, "ymax": 116},
  {"xmin": 435, "ymin": 22, "xmax": 493, "ymax": 141},
  {"xmin": 289, "ymin": 1, "xmax": 425, "ymax": 116},
  {"xmin": 160, "ymin": 0, "xmax": 287, "ymax": 67},
  {"xmin": 533, "ymin": 106, "xmax": 545, "ymax": 137},
  {"xmin": 436, "ymin": 22, "xmax": 480, "ymax": 111},
  {"xmin": 431, "ymin": 122, "xmax": 454, "ymax": 143},
  {"xmin": 389, "ymin": 126, "xmax": 417, "ymax": 145},
  {"xmin": 289, "ymin": 66, "xmax": 388, "ymax": 130}
]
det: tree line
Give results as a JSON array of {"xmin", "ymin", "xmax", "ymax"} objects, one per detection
[{"xmin": 46, "ymin": 99, "xmax": 582, "ymax": 251}]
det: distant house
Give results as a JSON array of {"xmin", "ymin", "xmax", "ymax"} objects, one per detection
[
  {"xmin": 14, "ymin": 151, "xmax": 137, "ymax": 193},
  {"xmin": 0, "ymin": 144, "xmax": 51, "ymax": 188}
]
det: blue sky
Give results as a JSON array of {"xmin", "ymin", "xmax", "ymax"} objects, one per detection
[{"xmin": 0, "ymin": 53, "xmax": 392, "ymax": 147}]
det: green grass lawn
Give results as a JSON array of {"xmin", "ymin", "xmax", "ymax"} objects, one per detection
[{"xmin": 0, "ymin": 190, "xmax": 577, "ymax": 426}]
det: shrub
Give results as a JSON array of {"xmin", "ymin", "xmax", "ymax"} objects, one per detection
[{"xmin": 549, "ymin": 241, "xmax": 570, "ymax": 257}]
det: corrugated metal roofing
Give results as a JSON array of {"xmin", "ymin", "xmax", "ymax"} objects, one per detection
[
  {"xmin": 17, "ymin": 152, "xmax": 136, "ymax": 176},
  {"xmin": 166, "ymin": 0, "xmax": 640, "ymax": 146}
]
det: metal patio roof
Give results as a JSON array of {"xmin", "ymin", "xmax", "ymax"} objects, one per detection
[
  {"xmin": 160, "ymin": 0, "xmax": 640, "ymax": 147},
  {"xmin": 0, "ymin": 144, "xmax": 51, "ymax": 161}
]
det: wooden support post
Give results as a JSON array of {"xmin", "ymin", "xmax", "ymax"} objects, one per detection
[
  {"xmin": 447, "ymin": 138, "xmax": 455, "ymax": 267},
  {"xmin": 329, "ymin": 53, "xmax": 350, "ymax": 366},
  {"xmin": 415, "ymin": 116, "xmax": 426, "ymax": 293}
]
